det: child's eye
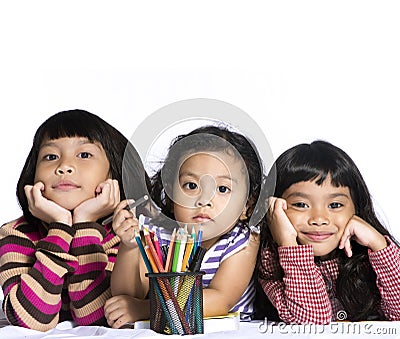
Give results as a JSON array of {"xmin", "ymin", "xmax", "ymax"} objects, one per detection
[
  {"xmin": 217, "ymin": 186, "xmax": 231, "ymax": 194},
  {"xmin": 43, "ymin": 154, "xmax": 58, "ymax": 161},
  {"xmin": 78, "ymin": 152, "xmax": 92, "ymax": 159},
  {"xmin": 329, "ymin": 202, "xmax": 343, "ymax": 209},
  {"xmin": 183, "ymin": 182, "xmax": 198, "ymax": 190},
  {"xmin": 292, "ymin": 202, "xmax": 308, "ymax": 208}
]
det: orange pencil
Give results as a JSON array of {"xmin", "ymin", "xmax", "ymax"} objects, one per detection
[
  {"xmin": 144, "ymin": 228, "xmax": 165, "ymax": 272},
  {"xmin": 144, "ymin": 245, "xmax": 159, "ymax": 273},
  {"xmin": 164, "ymin": 228, "xmax": 176, "ymax": 272}
]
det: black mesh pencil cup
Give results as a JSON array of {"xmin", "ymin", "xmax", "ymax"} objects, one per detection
[{"xmin": 146, "ymin": 271, "xmax": 205, "ymax": 335}]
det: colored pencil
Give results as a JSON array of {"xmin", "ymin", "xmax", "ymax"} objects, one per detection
[
  {"xmin": 176, "ymin": 229, "xmax": 187, "ymax": 273},
  {"xmin": 181, "ymin": 236, "xmax": 194, "ymax": 272},
  {"xmin": 134, "ymin": 232, "xmax": 152, "ymax": 273},
  {"xmin": 144, "ymin": 228, "xmax": 165, "ymax": 272},
  {"xmin": 153, "ymin": 233, "xmax": 164, "ymax": 267},
  {"xmin": 165, "ymin": 228, "xmax": 176, "ymax": 272},
  {"xmin": 134, "ymin": 231, "xmax": 188, "ymax": 334},
  {"xmin": 196, "ymin": 224, "xmax": 203, "ymax": 248},
  {"xmin": 145, "ymin": 245, "xmax": 159, "ymax": 273},
  {"xmin": 101, "ymin": 195, "xmax": 148, "ymax": 225},
  {"xmin": 190, "ymin": 225, "xmax": 197, "ymax": 264},
  {"xmin": 157, "ymin": 277, "xmax": 188, "ymax": 334},
  {"xmin": 171, "ymin": 229, "xmax": 182, "ymax": 272}
]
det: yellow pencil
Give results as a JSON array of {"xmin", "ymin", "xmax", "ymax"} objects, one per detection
[{"xmin": 180, "ymin": 236, "xmax": 194, "ymax": 272}]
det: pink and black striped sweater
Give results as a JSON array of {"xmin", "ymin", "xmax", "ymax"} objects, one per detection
[{"xmin": 0, "ymin": 217, "xmax": 119, "ymax": 331}]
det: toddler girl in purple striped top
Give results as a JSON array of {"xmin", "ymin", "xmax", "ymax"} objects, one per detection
[{"xmin": 106, "ymin": 124, "xmax": 266, "ymax": 327}]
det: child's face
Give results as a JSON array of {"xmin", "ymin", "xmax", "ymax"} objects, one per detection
[
  {"xmin": 172, "ymin": 151, "xmax": 248, "ymax": 242},
  {"xmin": 34, "ymin": 137, "xmax": 110, "ymax": 210},
  {"xmin": 282, "ymin": 177, "xmax": 355, "ymax": 257}
]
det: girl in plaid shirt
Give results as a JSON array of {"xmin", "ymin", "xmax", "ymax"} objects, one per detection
[{"xmin": 256, "ymin": 140, "xmax": 400, "ymax": 324}]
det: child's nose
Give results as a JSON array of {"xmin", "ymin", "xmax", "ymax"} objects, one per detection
[
  {"xmin": 195, "ymin": 175, "xmax": 215, "ymax": 207},
  {"xmin": 196, "ymin": 198, "xmax": 213, "ymax": 207},
  {"xmin": 56, "ymin": 163, "xmax": 75, "ymax": 175},
  {"xmin": 308, "ymin": 215, "xmax": 329, "ymax": 226}
]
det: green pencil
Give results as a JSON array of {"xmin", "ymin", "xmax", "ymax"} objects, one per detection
[{"xmin": 171, "ymin": 229, "xmax": 182, "ymax": 272}]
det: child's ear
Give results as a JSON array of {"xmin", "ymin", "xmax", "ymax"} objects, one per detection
[{"xmin": 239, "ymin": 207, "xmax": 248, "ymax": 221}]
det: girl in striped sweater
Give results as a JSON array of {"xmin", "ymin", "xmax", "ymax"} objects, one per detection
[{"xmin": 0, "ymin": 109, "xmax": 149, "ymax": 331}]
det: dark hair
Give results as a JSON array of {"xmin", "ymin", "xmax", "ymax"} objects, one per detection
[
  {"xmin": 17, "ymin": 109, "xmax": 150, "ymax": 225},
  {"xmin": 256, "ymin": 140, "xmax": 398, "ymax": 321},
  {"xmin": 150, "ymin": 124, "xmax": 265, "ymax": 230}
]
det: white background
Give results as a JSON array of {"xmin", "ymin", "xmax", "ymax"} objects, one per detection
[{"xmin": 0, "ymin": 1, "xmax": 399, "ymax": 240}]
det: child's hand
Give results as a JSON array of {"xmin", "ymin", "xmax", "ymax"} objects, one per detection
[
  {"xmin": 339, "ymin": 215, "xmax": 387, "ymax": 257},
  {"xmin": 73, "ymin": 179, "xmax": 120, "ymax": 223},
  {"xmin": 112, "ymin": 200, "xmax": 139, "ymax": 248},
  {"xmin": 104, "ymin": 295, "xmax": 149, "ymax": 328},
  {"xmin": 24, "ymin": 182, "xmax": 72, "ymax": 225},
  {"xmin": 268, "ymin": 197, "xmax": 298, "ymax": 247}
]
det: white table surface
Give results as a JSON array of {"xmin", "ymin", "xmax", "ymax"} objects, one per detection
[
  {"xmin": 1, "ymin": 301, "xmax": 399, "ymax": 338},
  {"xmin": 1, "ymin": 317, "xmax": 400, "ymax": 338}
]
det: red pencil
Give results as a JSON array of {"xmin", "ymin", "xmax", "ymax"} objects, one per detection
[
  {"xmin": 144, "ymin": 228, "xmax": 165, "ymax": 272},
  {"xmin": 153, "ymin": 233, "xmax": 164, "ymax": 267}
]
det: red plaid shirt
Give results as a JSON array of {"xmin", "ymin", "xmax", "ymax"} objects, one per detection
[{"xmin": 258, "ymin": 237, "xmax": 400, "ymax": 324}]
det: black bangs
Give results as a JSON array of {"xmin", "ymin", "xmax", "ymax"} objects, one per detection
[
  {"xmin": 150, "ymin": 124, "xmax": 264, "ymax": 225},
  {"xmin": 16, "ymin": 109, "xmax": 152, "ymax": 226},
  {"xmin": 33, "ymin": 110, "xmax": 104, "ymax": 149},
  {"xmin": 274, "ymin": 140, "xmax": 358, "ymax": 197},
  {"xmin": 257, "ymin": 139, "xmax": 397, "ymax": 322}
]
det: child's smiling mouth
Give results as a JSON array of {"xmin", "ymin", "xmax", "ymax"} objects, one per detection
[{"xmin": 302, "ymin": 232, "xmax": 334, "ymax": 241}]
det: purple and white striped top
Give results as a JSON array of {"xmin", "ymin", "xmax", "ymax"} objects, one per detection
[
  {"xmin": 200, "ymin": 223, "xmax": 255, "ymax": 320},
  {"xmin": 152, "ymin": 221, "xmax": 255, "ymax": 321}
]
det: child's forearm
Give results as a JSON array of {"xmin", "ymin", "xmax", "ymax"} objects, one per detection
[
  {"xmin": 111, "ymin": 243, "xmax": 148, "ymax": 299},
  {"xmin": 0, "ymin": 221, "xmax": 77, "ymax": 331},
  {"xmin": 259, "ymin": 245, "xmax": 332, "ymax": 324},
  {"xmin": 279, "ymin": 245, "xmax": 332, "ymax": 324},
  {"xmin": 202, "ymin": 288, "xmax": 234, "ymax": 317},
  {"xmin": 201, "ymin": 241, "xmax": 258, "ymax": 318},
  {"xmin": 369, "ymin": 237, "xmax": 400, "ymax": 320},
  {"xmin": 68, "ymin": 222, "xmax": 116, "ymax": 326}
]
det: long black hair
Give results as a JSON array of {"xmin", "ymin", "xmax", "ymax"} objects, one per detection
[
  {"xmin": 150, "ymin": 124, "xmax": 265, "ymax": 230},
  {"xmin": 17, "ymin": 109, "xmax": 150, "ymax": 226},
  {"xmin": 256, "ymin": 140, "xmax": 397, "ymax": 321}
]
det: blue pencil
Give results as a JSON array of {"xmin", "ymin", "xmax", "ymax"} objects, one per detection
[
  {"xmin": 135, "ymin": 232, "xmax": 153, "ymax": 273},
  {"xmin": 190, "ymin": 225, "xmax": 197, "ymax": 264},
  {"xmin": 196, "ymin": 224, "xmax": 203, "ymax": 248}
]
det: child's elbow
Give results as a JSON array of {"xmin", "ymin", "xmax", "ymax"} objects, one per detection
[
  {"xmin": 8, "ymin": 318, "xmax": 59, "ymax": 332},
  {"xmin": 2, "ymin": 303, "xmax": 59, "ymax": 332},
  {"xmin": 203, "ymin": 301, "xmax": 233, "ymax": 318}
]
